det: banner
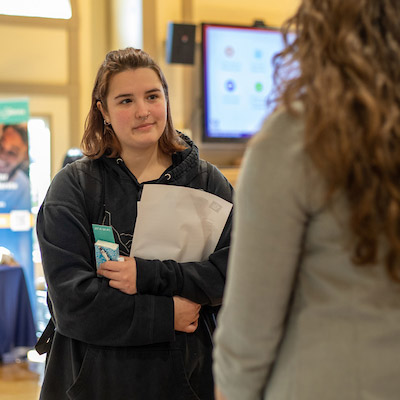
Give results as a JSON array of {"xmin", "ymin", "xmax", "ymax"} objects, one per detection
[{"xmin": 0, "ymin": 98, "xmax": 36, "ymax": 320}]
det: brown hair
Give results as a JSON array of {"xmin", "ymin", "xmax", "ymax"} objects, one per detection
[
  {"xmin": 273, "ymin": 0, "xmax": 400, "ymax": 281},
  {"xmin": 81, "ymin": 47, "xmax": 186, "ymax": 158}
]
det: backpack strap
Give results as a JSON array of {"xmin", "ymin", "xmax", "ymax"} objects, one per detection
[{"xmin": 35, "ymin": 318, "xmax": 55, "ymax": 355}]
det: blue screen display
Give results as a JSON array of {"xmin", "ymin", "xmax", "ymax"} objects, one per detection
[{"xmin": 202, "ymin": 23, "xmax": 292, "ymax": 142}]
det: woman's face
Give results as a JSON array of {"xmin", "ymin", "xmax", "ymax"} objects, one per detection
[{"xmin": 99, "ymin": 67, "xmax": 167, "ymax": 155}]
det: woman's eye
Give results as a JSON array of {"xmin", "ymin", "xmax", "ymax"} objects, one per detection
[
  {"xmin": 148, "ymin": 94, "xmax": 158, "ymax": 100},
  {"xmin": 121, "ymin": 99, "xmax": 132, "ymax": 104}
]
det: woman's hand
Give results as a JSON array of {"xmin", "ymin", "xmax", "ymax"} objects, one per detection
[
  {"xmin": 173, "ymin": 296, "xmax": 201, "ymax": 333},
  {"xmin": 97, "ymin": 256, "xmax": 137, "ymax": 295}
]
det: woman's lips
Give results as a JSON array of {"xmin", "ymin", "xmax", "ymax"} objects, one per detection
[{"xmin": 134, "ymin": 122, "xmax": 154, "ymax": 130}]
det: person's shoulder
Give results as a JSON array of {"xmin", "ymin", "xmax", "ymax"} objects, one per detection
[
  {"xmin": 252, "ymin": 102, "xmax": 304, "ymax": 150},
  {"xmin": 199, "ymin": 159, "xmax": 234, "ymax": 202},
  {"xmin": 239, "ymin": 102, "xmax": 324, "ymax": 210},
  {"xmin": 44, "ymin": 157, "xmax": 104, "ymax": 211},
  {"xmin": 237, "ymin": 102, "xmax": 307, "ymax": 188},
  {"xmin": 61, "ymin": 156, "xmax": 103, "ymax": 181},
  {"xmin": 49, "ymin": 157, "xmax": 102, "ymax": 194},
  {"xmin": 199, "ymin": 159, "xmax": 228, "ymax": 184},
  {"xmin": 67, "ymin": 156, "xmax": 99, "ymax": 171}
]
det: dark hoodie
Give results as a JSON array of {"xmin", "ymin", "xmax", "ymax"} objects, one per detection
[{"xmin": 36, "ymin": 136, "xmax": 233, "ymax": 400}]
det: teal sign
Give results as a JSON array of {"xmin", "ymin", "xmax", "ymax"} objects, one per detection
[{"xmin": 0, "ymin": 98, "xmax": 30, "ymax": 124}]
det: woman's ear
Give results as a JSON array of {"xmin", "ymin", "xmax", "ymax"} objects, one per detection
[{"xmin": 97, "ymin": 101, "xmax": 109, "ymax": 123}]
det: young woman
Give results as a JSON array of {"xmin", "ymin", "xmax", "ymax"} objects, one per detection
[
  {"xmin": 36, "ymin": 47, "xmax": 233, "ymax": 400},
  {"xmin": 213, "ymin": 1, "xmax": 400, "ymax": 399}
]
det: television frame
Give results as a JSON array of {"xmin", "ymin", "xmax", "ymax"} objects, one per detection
[{"xmin": 201, "ymin": 22, "xmax": 285, "ymax": 144}]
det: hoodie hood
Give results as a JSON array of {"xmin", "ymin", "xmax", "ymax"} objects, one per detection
[{"xmin": 100, "ymin": 133, "xmax": 200, "ymax": 187}]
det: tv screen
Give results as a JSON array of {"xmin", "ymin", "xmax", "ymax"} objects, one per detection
[{"xmin": 201, "ymin": 23, "xmax": 290, "ymax": 143}]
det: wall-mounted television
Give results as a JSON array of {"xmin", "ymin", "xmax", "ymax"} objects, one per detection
[{"xmin": 201, "ymin": 23, "xmax": 290, "ymax": 143}]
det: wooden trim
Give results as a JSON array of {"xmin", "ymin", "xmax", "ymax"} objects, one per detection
[
  {"xmin": 182, "ymin": 0, "xmax": 193, "ymax": 22},
  {"xmin": 0, "ymin": 82, "xmax": 73, "ymax": 96},
  {"xmin": 142, "ymin": 0, "xmax": 158, "ymax": 57},
  {"xmin": 68, "ymin": 0, "xmax": 80, "ymax": 146},
  {"xmin": 181, "ymin": 0, "xmax": 195, "ymax": 130}
]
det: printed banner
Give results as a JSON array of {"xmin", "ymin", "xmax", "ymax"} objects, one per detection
[{"xmin": 0, "ymin": 98, "xmax": 36, "ymax": 320}]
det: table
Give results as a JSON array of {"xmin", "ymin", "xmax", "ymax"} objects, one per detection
[{"xmin": 0, "ymin": 265, "xmax": 37, "ymax": 358}]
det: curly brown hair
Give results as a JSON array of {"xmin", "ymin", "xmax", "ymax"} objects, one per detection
[
  {"xmin": 273, "ymin": 0, "xmax": 400, "ymax": 281},
  {"xmin": 81, "ymin": 47, "xmax": 186, "ymax": 158}
]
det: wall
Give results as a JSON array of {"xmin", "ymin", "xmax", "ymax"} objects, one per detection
[{"xmin": 193, "ymin": 0, "xmax": 299, "ymax": 26}]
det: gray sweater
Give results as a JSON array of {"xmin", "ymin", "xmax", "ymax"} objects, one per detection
[{"xmin": 213, "ymin": 106, "xmax": 400, "ymax": 400}]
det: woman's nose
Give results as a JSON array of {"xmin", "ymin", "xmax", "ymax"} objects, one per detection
[
  {"xmin": 136, "ymin": 110, "xmax": 150, "ymax": 119},
  {"xmin": 135, "ymin": 102, "xmax": 149, "ymax": 119}
]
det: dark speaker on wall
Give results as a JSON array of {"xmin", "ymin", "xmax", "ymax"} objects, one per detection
[{"xmin": 166, "ymin": 23, "xmax": 196, "ymax": 65}]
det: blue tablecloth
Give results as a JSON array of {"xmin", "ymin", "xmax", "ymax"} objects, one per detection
[{"xmin": 0, "ymin": 265, "xmax": 37, "ymax": 356}]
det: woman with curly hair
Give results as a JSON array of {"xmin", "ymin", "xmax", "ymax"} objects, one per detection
[{"xmin": 213, "ymin": 1, "xmax": 400, "ymax": 399}]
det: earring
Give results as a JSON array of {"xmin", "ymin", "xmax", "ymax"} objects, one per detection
[{"xmin": 104, "ymin": 120, "xmax": 111, "ymax": 126}]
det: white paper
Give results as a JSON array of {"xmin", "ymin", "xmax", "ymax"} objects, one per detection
[{"xmin": 130, "ymin": 184, "xmax": 232, "ymax": 262}]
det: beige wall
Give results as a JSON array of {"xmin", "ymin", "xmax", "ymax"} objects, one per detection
[
  {"xmin": 193, "ymin": 0, "xmax": 299, "ymax": 26},
  {"xmin": 0, "ymin": 0, "xmax": 300, "ymax": 175}
]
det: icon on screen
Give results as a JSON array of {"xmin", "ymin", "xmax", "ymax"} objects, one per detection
[
  {"xmin": 224, "ymin": 46, "xmax": 235, "ymax": 57},
  {"xmin": 255, "ymin": 82, "xmax": 263, "ymax": 92},
  {"xmin": 254, "ymin": 49, "xmax": 263, "ymax": 59},
  {"xmin": 225, "ymin": 80, "xmax": 236, "ymax": 92}
]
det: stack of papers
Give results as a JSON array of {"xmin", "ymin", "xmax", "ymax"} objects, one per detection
[{"xmin": 130, "ymin": 184, "xmax": 232, "ymax": 262}]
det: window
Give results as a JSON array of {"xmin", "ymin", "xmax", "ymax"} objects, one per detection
[{"xmin": 0, "ymin": 0, "xmax": 72, "ymax": 19}]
